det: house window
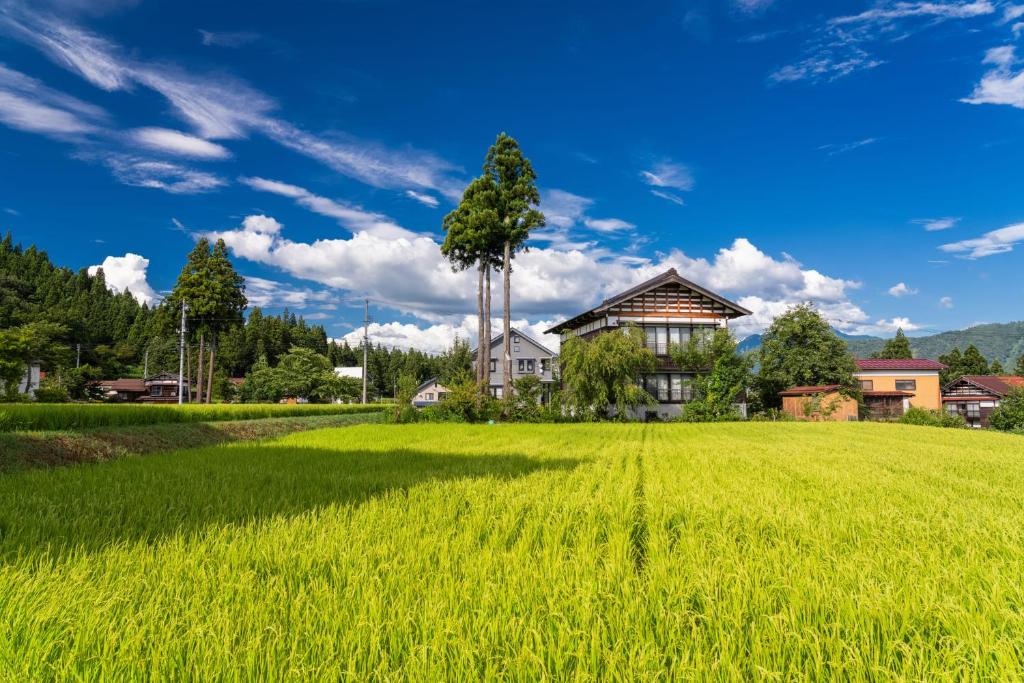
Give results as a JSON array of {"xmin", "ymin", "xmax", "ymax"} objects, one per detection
[
  {"xmin": 425, "ymin": 393, "xmax": 433, "ymax": 401},
  {"xmin": 670, "ymin": 375, "xmax": 682, "ymax": 402},
  {"xmin": 682, "ymin": 379, "xmax": 693, "ymax": 402},
  {"xmin": 489, "ymin": 359, "xmax": 497, "ymax": 373},
  {"xmin": 526, "ymin": 359, "xmax": 535, "ymax": 373},
  {"xmin": 438, "ymin": 392, "xmax": 448, "ymax": 401},
  {"xmin": 657, "ymin": 375, "xmax": 669, "ymax": 402},
  {"xmin": 513, "ymin": 335, "xmax": 521, "ymax": 343},
  {"xmin": 514, "ymin": 346, "xmax": 520, "ymax": 353},
  {"xmin": 541, "ymin": 359, "xmax": 550, "ymax": 372},
  {"xmin": 859, "ymin": 380, "xmax": 874, "ymax": 392},
  {"xmin": 966, "ymin": 403, "xmax": 980, "ymax": 419},
  {"xmin": 150, "ymin": 386, "xmax": 162, "ymax": 397},
  {"xmin": 895, "ymin": 380, "xmax": 917, "ymax": 391},
  {"xmin": 946, "ymin": 404, "xmax": 959, "ymax": 416}
]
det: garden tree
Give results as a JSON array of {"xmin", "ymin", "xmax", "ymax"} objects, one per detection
[
  {"xmin": 483, "ymin": 133, "xmax": 545, "ymax": 400},
  {"xmin": 757, "ymin": 305, "xmax": 858, "ymax": 409},
  {"xmin": 392, "ymin": 373, "xmax": 420, "ymax": 423},
  {"xmin": 559, "ymin": 326, "xmax": 657, "ymax": 420},
  {"xmin": 990, "ymin": 359, "xmax": 1005, "ymax": 375},
  {"xmin": 873, "ymin": 328, "xmax": 913, "ymax": 359},
  {"xmin": 276, "ymin": 347, "xmax": 352, "ymax": 403},
  {"xmin": 990, "ymin": 389, "xmax": 1024, "ymax": 433},
  {"xmin": 505, "ymin": 374, "xmax": 544, "ymax": 422},
  {"xmin": 441, "ymin": 175, "xmax": 499, "ymax": 387},
  {"xmin": 1015, "ymin": 354, "xmax": 1024, "ymax": 377},
  {"xmin": 671, "ymin": 328, "xmax": 753, "ymax": 421},
  {"xmin": 0, "ymin": 321, "xmax": 69, "ymax": 399},
  {"xmin": 240, "ymin": 355, "xmax": 282, "ymax": 403}
]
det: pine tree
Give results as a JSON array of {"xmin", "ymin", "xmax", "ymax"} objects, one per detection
[
  {"xmin": 990, "ymin": 360, "xmax": 1005, "ymax": 375},
  {"xmin": 874, "ymin": 328, "xmax": 913, "ymax": 359}
]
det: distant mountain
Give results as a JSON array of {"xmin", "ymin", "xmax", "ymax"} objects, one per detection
[{"xmin": 739, "ymin": 322, "xmax": 1024, "ymax": 367}]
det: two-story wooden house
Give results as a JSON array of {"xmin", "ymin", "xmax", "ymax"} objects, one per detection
[
  {"xmin": 853, "ymin": 358, "xmax": 946, "ymax": 419},
  {"xmin": 474, "ymin": 327, "xmax": 558, "ymax": 400},
  {"xmin": 942, "ymin": 375, "xmax": 1024, "ymax": 428},
  {"xmin": 545, "ymin": 268, "xmax": 751, "ymax": 419}
]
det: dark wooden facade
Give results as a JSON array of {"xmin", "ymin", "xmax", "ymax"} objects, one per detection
[
  {"xmin": 942, "ymin": 375, "xmax": 1024, "ymax": 428},
  {"xmin": 546, "ymin": 269, "xmax": 751, "ymax": 415}
]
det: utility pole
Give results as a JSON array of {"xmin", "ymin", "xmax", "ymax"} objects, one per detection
[
  {"xmin": 76, "ymin": 343, "xmax": 81, "ymax": 368},
  {"xmin": 361, "ymin": 298, "xmax": 370, "ymax": 404},
  {"xmin": 178, "ymin": 300, "xmax": 187, "ymax": 405}
]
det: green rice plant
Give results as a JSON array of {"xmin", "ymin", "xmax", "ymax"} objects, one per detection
[
  {"xmin": 0, "ymin": 402, "xmax": 384, "ymax": 433},
  {"xmin": 1, "ymin": 422, "xmax": 1023, "ymax": 679}
]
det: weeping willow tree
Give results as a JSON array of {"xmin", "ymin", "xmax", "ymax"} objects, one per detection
[{"xmin": 558, "ymin": 325, "xmax": 656, "ymax": 420}]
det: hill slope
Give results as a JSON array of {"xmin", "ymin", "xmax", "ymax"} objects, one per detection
[{"xmin": 741, "ymin": 322, "xmax": 1024, "ymax": 366}]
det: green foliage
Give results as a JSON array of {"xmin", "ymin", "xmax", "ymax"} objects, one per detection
[
  {"xmin": 420, "ymin": 377, "xmax": 499, "ymax": 423},
  {"xmin": 1016, "ymin": 355, "xmax": 1024, "ymax": 378},
  {"xmin": 241, "ymin": 348, "xmax": 359, "ymax": 404},
  {"xmin": 0, "ymin": 403, "xmax": 384, "ymax": 432},
  {"xmin": 939, "ymin": 345, "xmax": 991, "ymax": 384},
  {"xmin": 990, "ymin": 360, "xmax": 1005, "ymax": 375},
  {"xmin": 32, "ymin": 376, "xmax": 70, "ymax": 403},
  {"xmin": 391, "ymin": 374, "xmax": 420, "ymax": 424},
  {"xmin": 0, "ymin": 321, "xmax": 70, "ymax": 398},
  {"xmin": 671, "ymin": 328, "xmax": 752, "ymax": 422},
  {"xmin": 503, "ymin": 375, "xmax": 545, "ymax": 423},
  {"xmin": 559, "ymin": 326, "xmax": 656, "ymax": 420},
  {"xmin": 749, "ymin": 408, "xmax": 796, "ymax": 422},
  {"xmin": 483, "ymin": 133, "xmax": 546, "ymax": 255},
  {"xmin": 872, "ymin": 328, "xmax": 913, "ymax": 359},
  {"xmin": 899, "ymin": 407, "xmax": 968, "ymax": 429},
  {"xmin": 990, "ymin": 390, "xmax": 1024, "ymax": 433},
  {"xmin": 757, "ymin": 305, "xmax": 858, "ymax": 408}
]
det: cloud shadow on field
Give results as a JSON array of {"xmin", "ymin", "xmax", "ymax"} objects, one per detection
[{"xmin": 0, "ymin": 446, "xmax": 584, "ymax": 562}]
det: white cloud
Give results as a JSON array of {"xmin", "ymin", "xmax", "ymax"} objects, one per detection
[
  {"xmin": 962, "ymin": 46, "xmax": 1024, "ymax": 109},
  {"xmin": 0, "ymin": 63, "xmax": 106, "ymax": 137},
  {"xmin": 939, "ymin": 221, "xmax": 1024, "ymax": 257},
  {"xmin": 244, "ymin": 275, "xmax": 338, "ymax": 309},
  {"xmin": 239, "ymin": 176, "xmax": 418, "ymax": 239},
  {"xmin": 771, "ymin": 1, "xmax": 995, "ymax": 84},
  {"xmin": 732, "ymin": 0, "xmax": 776, "ymax": 15},
  {"xmin": 650, "ymin": 190, "xmax": 685, "ymax": 206},
  {"xmin": 198, "ymin": 29, "xmax": 260, "ymax": 48},
  {"xmin": 338, "ymin": 315, "xmax": 562, "ymax": 355},
  {"xmin": 88, "ymin": 253, "xmax": 158, "ymax": 305},
  {"xmin": 912, "ymin": 216, "xmax": 960, "ymax": 231},
  {"xmin": 541, "ymin": 189, "xmax": 592, "ymax": 229},
  {"xmin": 130, "ymin": 127, "xmax": 230, "ymax": 159},
  {"xmin": 583, "ymin": 217, "xmax": 635, "ymax": 233},
  {"xmin": 405, "ymin": 190, "xmax": 439, "ymax": 208},
  {"xmin": 640, "ymin": 161, "xmax": 695, "ymax": 191},
  {"xmin": 872, "ymin": 317, "xmax": 922, "ymax": 333},
  {"xmin": 1, "ymin": 9, "xmax": 466, "ymax": 199},
  {"xmin": 819, "ymin": 138, "xmax": 879, "ymax": 155},
  {"xmin": 102, "ymin": 155, "xmax": 226, "ymax": 193},
  {"xmin": 1005, "ymin": 5, "xmax": 1024, "ymax": 21},
  {"xmin": 887, "ymin": 281, "xmax": 918, "ymax": 297},
  {"xmin": 939, "ymin": 296, "xmax": 955, "ymax": 308}
]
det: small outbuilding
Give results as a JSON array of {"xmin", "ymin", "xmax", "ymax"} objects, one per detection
[
  {"xmin": 412, "ymin": 377, "xmax": 448, "ymax": 407},
  {"xmin": 779, "ymin": 385, "xmax": 859, "ymax": 422}
]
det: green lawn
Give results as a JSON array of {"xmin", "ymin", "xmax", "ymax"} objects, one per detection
[{"xmin": 2, "ymin": 423, "xmax": 1023, "ymax": 679}]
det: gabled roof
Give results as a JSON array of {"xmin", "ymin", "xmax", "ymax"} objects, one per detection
[
  {"xmin": 855, "ymin": 358, "xmax": 947, "ymax": 371},
  {"xmin": 472, "ymin": 327, "xmax": 557, "ymax": 358},
  {"xmin": 779, "ymin": 384, "xmax": 842, "ymax": 396},
  {"xmin": 545, "ymin": 268, "xmax": 751, "ymax": 334},
  {"xmin": 146, "ymin": 372, "xmax": 186, "ymax": 382},
  {"xmin": 96, "ymin": 378, "xmax": 146, "ymax": 392},
  {"xmin": 944, "ymin": 375, "xmax": 1024, "ymax": 397},
  {"xmin": 415, "ymin": 377, "xmax": 442, "ymax": 393}
]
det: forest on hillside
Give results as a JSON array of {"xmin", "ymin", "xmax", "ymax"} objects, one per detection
[{"xmin": 0, "ymin": 233, "xmax": 467, "ymax": 400}]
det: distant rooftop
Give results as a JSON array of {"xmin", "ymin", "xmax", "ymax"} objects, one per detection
[{"xmin": 855, "ymin": 359, "xmax": 947, "ymax": 371}]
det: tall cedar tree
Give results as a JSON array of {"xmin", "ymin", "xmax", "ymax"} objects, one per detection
[
  {"xmin": 168, "ymin": 239, "xmax": 246, "ymax": 402},
  {"xmin": 939, "ymin": 345, "xmax": 990, "ymax": 384},
  {"xmin": 482, "ymin": 133, "xmax": 545, "ymax": 400},
  {"xmin": 758, "ymin": 305, "xmax": 859, "ymax": 408},
  {"xmin": 1015, "ymin": 355, "xmax": 1024, "ymax": 377},
  {"xmin": 873, "ymin": 328, "xmax": 913, "ymax": 359},
  {"xmin": 441, "ymin": 176, "xmax": 499, "ymax": 389}
]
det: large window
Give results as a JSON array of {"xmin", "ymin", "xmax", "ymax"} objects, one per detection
[
  {"xmin": 859, "ymin": 380, "xmax": 874, "ymax": 392},
  {"xmin": 541, "ymin": 358, "xmax": 550, "ymax": 373},
  {"xmin": 966, "ymin": 403, "xmax": 980, "ymax": 419},
  {"xmin": 518, "ymin": 359, "xmax": 535, "ymax": 373},
  {"xmin": 895, "ymin": 379, "xmax": 917, "ymax": 391},
  {"xmin": 643, "ymin": 373, "xmax": 695, "ymax": 403},
  {"xmin": 489, "ymin": 359, "xmax": 497, "ymax": 373}
]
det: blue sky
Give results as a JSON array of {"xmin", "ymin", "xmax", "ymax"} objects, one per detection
[{"xmin": 1, "ymin": 0, "xmax": 1022, "ymax": 352}]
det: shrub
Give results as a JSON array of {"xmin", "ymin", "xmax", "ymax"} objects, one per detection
[
  {"xmin": 990, "ymin": 390, "xmax": 1024, "ymax": 433},
  {"xmin": 420, "ymin": 378, "xmax": 499, "ymax": 423},
  {"xmin": 750, "ymin": 408, "xmax": 796, "ymax": 422},
  {"xmin": 678, "ymin": 399, "xmax": 743, "ymax": 423},
  {"xmin": 899, "ymin": 407, "xmax": 968, "ymax": 429},
  {"xmin": 33, "ymin": 379, "xmax": 69, "ymax": 403}
]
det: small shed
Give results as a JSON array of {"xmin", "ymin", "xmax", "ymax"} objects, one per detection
[{"xmin": 779, "ymin": 385, "xmax": 859, "ymax": 422}]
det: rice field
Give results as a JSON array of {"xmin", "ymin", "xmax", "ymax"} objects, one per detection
[
  {"xmin": 0, "ymin": 402, "xmax": 383, "ymax": 432},
  {"xmin": 2, "ymin": 422, "xmax": 1023, "ymax": 679}
]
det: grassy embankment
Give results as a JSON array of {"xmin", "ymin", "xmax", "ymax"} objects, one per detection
[{"xmin": 1, "ymin": 422, "xmax": 1023, "ymax": 679}]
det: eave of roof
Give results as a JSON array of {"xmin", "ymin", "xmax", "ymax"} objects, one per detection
[
  {"xmin": 854, "ymin": 358, "xmax": 947, "ymax": 371},
  {"xmin": 779, "ymin": 384, "xmax": 843, "ymax": 396},
  {"xmin": 545, "ymin": 268, "xmax": 751, "ymax": 334}
]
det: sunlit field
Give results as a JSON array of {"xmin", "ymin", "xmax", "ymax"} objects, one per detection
[
  {"xmin": 2, "ymin": 423, "xmax": 1023, "ymax": 679},
  {"xmin": 0, "ymin": 402, "xmax": 383, "ymax": 432}
]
